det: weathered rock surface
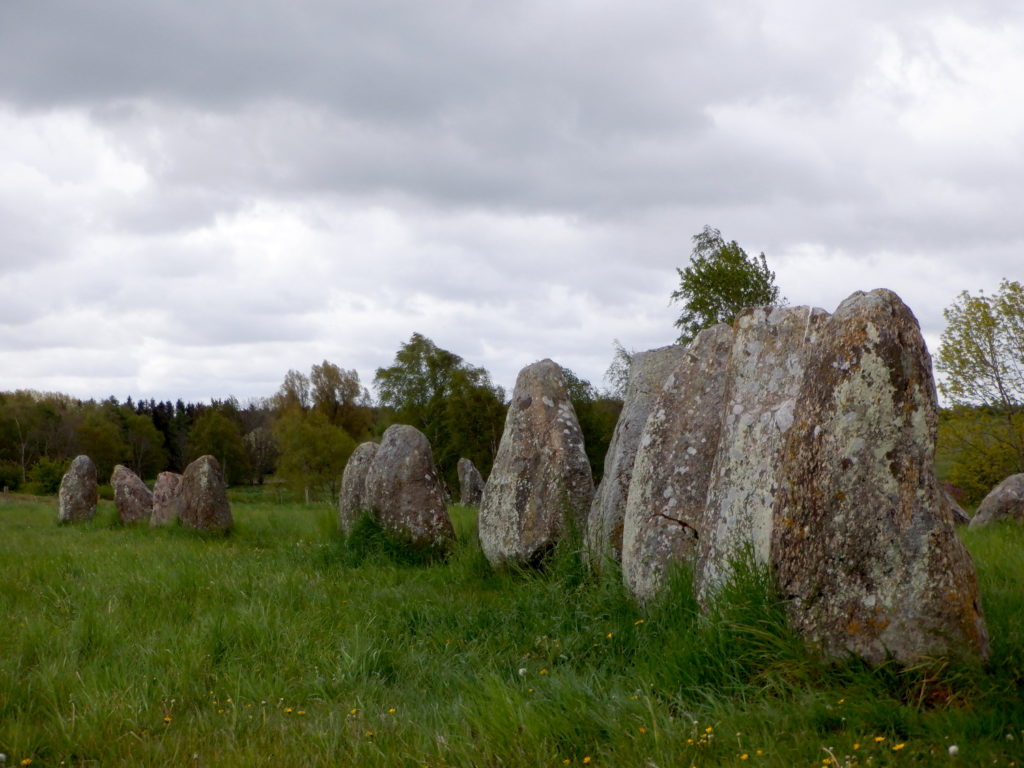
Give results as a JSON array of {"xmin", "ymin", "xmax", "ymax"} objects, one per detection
[
  {"xmin": 478, "ymin": 359, "xmax": 594, "ymax": 566},
  {"xmin": 621, "ymin": 326, "xmax": 733, "ymax": 601},
  {"xmin": 457, "ymin": 457, "xmax": 485, "ymax": 506},
  {"xmin": 771, "ymin": 290, "xmax": 988, "ymax": 663},
  {"xmin": 942, "ymin": 488, "xmax": 972, "ymax": 527},
  {"xmin": 339, "ymin": 442, "xmax": 379, "ymax": 533},
  {"xmin": 364, "ymin": 425, "xmax": 454, "ymax": 547},
  {"xmin": 587, "ymin": 343, "xmax": 687, "ymax": 571},
  {"xmin": 970, "ymin": 473, "xmax": 1024, "ymax": 529},
  {"xmin": 111, "ymin": 464, "xmax": 152, "ymax": 524},
  {"xmin": 151, "ymin": 471, "xmax": 184, "ymax": 527},
  {"xmin": 58, "ymin": 455, "xmax": 98, "ymax": 523},
  {"xmin": 179, "ymin": 455, "xmax": 233, "ymax": 532},
  {"xmin": 695, "ymin": 305, "xmax": 830, "ymax": 598}
]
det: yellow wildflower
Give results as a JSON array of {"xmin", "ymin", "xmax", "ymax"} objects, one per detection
[
  {"xmin": 874, "ymin": 736, "xmax": 886, "ymax": 743},
  {"xmin": 634, "ymin": 619, "xmax": 645, "ymax": 625},
  {"xmin": 21, "ymin": 759, "xmax": 33, "ymax": 766},
  {"xmin": 583, "ymin": 758, "xmax": 592, "ymax": 765},
  {"xmin": 350, "ymin": 708, "xmax": 359, "ymax": 715},
  {"xmin": 388, "ymin": 707, "xmax": 397, "ymax": 714},
  {"xmin": 540, "ymin": 668, "xmax": 549, "ymax": 675},
  {"xmin": 297, "ymin": 710, "xmax": 306, "ymax": 716},
  {"xmin": 853, "ymin": 744, "xmax": 860, "ymax": 750},
  {"xmin": 284, "ymin": 707, "xmax": 294, "ymax": 714},
  {"xmin": 892, "ymin": 744, "xmax": 905, "ymax": 751},
  {"xmin": 638, "ymin": 727, "xmax": 647, "ymax": 734},
  {"xmin": 706, "ymin": 726, "xmax": 714, "ymax": 733},
  {"xmin": 741, "ymin": 754, "xmax": 749, "ymax": 760},
  {"xmin": 607, "ymin": 633, "xmax": 614, "ymax": 639},
  {"xmin": 163, "ymin": 716, "xmax": 172, "ymax": 724}
]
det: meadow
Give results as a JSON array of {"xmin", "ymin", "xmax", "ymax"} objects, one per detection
[{"xmin": 1, "ymin": 491, "xmax": 1022, "ymax": 767}]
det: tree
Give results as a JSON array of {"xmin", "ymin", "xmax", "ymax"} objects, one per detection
[
  {"xmin": 188, "ymin": 410, "xmax": 250, "ymax": 486},
  {"xmin": 310, "ymin": 360, "xmax": 374, "ymax": 438},
  {"xmin": 121, "ymin": 409, "xmax": 167, "ymax": 480},
  {"xmin": 602, "ymin": 340, "xmax": 634, "ymax": 400},
  {"xmin": 936, "ymin": 279, "xmax": 1024, "ymax": 481},
  {"xmin": 273, "ymin": 408, "xmax": 355, "ymax": 503},
  {"xmin": 670, "ymin": 225, "xmax": 782, "ymax": 344},
  {"xmin": 76, "ymin": 408, "xmax": 129, "ymax": 482}
]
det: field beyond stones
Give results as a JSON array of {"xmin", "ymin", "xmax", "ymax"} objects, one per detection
[{"xmin": 1, "ymin": 492, "xmax": 1022, "ymax": 768}]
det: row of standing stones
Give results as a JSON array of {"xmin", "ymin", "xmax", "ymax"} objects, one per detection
[
  {"xmin": 340, "ymin": 289, "xmax": 1017, "ymax": 666},
  {"xmin": 56, "ymin": 454, "xmax": 233, "ymax": 532}
]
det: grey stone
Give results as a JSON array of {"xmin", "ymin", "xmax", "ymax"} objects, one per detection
[
  {"xmin": 457, "ymin": 457, "xmax": 485, "ymax": 506},
  {"xmin": 478, "ymin": 359, "xmax": 594, "ymax": 566},
  {"xmin": 339, "ymin": 442, "xmax": 379, "ymax": 533},
  {"xmin": 970, "ymin": 473, "xmax": 1024, "ymax": 529},
  {"xmin": 57, "ymin": 455, "xmax": 98, "ymax": 523},
  {"xmin": 364, "ymin": 425, "xmax": 454, "ymax": 548},
  {"xmin": 621, "ymin": 326, "xmax": 733, "ymax": 601},
  {"xmin": 179, "ymin": 455, "xmax": 233, "ymax": 532},
  {"xmin": 771, "ymin": 289, "xmax": 988, "ymax": 663},
  {"xmin": 151, "ymin": 471, "xmax": 184, "ymax": 527},
  {"xmin": 111, "ymin": 464, "xmax": 152, "ymax": 524},
  {"xmin": 586, "ymin": 344, "xmax": 687, "ymax": 571},
  {"xmin": 942, "ymin": 488, "xmax": 972, "ymax": 527}
]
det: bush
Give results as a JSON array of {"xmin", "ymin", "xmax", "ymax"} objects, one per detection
[{"xmin": 27, "ymin": 457, "xmax": 67, "ymax": 495}]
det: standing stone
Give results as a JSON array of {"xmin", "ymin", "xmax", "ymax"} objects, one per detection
[
  {"xmin": 179, "ymin": 455, "xmax": 233, "ymax": 532},
  {"xmin": 586, "ymin": 344, "xmax": 687, "ymax": 571},
  {"xmin": 151, "ymin": 471, "xmax": 184, "ymax": 527},
  {"xmin": 695, "ymin": 305, "xmax": 830, "ymax": 598},
  {"xmin": 969, "ymin": 473, "xmax": 1024, "ymax": 529},
  {"xmin": 57, "ymin": 455, "xmax": 98, "ymax": 523},
  {"xmin": 111, "ymin": 465, "xmax": 152, "ymax": 524},
  {"xmin": 364, "ymin": 425, "xmax": 454, "ymax": 547},
  {"xmin": 339, "ymin": 442, "xmax": 379, "ymax": 533},
  {"xmin": 771, "ymin": 289, "xmax": 988, "ymax": 663},
  {"xmin": 457, "ymin": 458, "xmax": 485, "ymax": 506},
  {"xmin": 478, "ymin": 359, "xmax": 594, "ymax": 566},
  {"xmin": 941, "ymin": 487, "xmax": 972, "ymax": 527},
  {"xmin": 620, "ymin": 326, "xmax": 733, "ymax": 601}
]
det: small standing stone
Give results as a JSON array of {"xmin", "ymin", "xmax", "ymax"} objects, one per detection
[
  {"xmin": 179, "ymin": 455, "xmax": 233, "ymax": 532},
  {"xmin": 457, "ymin": 458, "xmax": 485, "ymax": 506},
  {"xmin": 111, "ymin": 464, "xmax": 153, "ymax": 524},
  {"xmin": 339, "ymin": 442, "xmax": 379, "ymax": 533},
  {"xmin": 969, "ymin": 473, "xmax": 1024, "ymax": 529},
  {"xmin": 58, "ymin": 455, "xmax": 98, "ymax": 523},
  {"xmin": 151, "ymin": 471, "xmax": 184, "ymax": 527}
]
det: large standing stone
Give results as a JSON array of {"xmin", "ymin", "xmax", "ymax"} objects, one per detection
[
  {"xmin": 620, "ymin": 326, "xmax": 733, "ymax": 601},
  {"xmin": 111, "ymin": 465, "xmax": 152, "ymax": 524},
  {"xmin": 339, "ymin": 442, "xmax": 379, "ymax": 533},
  {"xmin": 478, "ymin": 359, "xmax": 594, "ymax": 566},
  {"xmin": 57, "ymin": 455, "xmax": 98, "ymax": 523},
  {"xmin": 942, "ymin": 487, "xmax": 972, "ymax": 527},
  {"xmin": 364, "ymin": 425, "xmax": 454, "ymax": 547},
  {"xmin": 179, "ymin": 455, "xmax": 233, "ymax": 532},
  {"xmin": 457, "ymin": 458, "xmax": 485, "ymax": 506},
  {"xmin": 586, "ymin": 344, "xmax": 687, "ymax": 571},
  {"xmin": 695, "ymin": 305, "xmax": 830, "ymax": 598},
  {"xmin": 771, "ymin": 290, "xmax": 988, "ymax": 663},
  {"xmin": 151, "ymin": 471, "xmax": 184, "ymax": 527},
  {"xmin": 969, "ymin": 473, "xmax": 1024, "ymax": 529}
]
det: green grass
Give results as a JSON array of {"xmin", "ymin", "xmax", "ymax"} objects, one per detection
[{"xmin": 1, "ymin": 492, "xmax": 1022, "ymax": 767}]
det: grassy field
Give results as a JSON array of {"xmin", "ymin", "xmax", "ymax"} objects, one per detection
[{"xmin": 1, "ymin": 492, "xmax": 1022, "ymax": 767}]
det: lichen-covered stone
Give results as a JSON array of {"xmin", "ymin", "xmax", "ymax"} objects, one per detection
[
  {"xmin": 111, "ymin": 464, "xmax": 152, "ymax": 524},
  {"xmin": 478, "ymin": 359, "xmax": 594, "ymax": 566},
  {"xmin": 771, "ymin": 289, "xmax": 988, "ymax": 663},
  {"xmin": 620, "ymin": 326, "xmax": 733, "ymax": 601},
  {"xmin": 179, "ymin": 455, "xmax": 233, "ymax": 532},
  {"xmin": 57, "ymin": 455, "xmax": 98, "ymax": 523},
  {"xmin": 339, "ymin": 442, "xmax": 379, "ymax": 533},
  {"xmin": 695, "ymin": 305, "xmax": 830, "ymax": 598},
  {"xmin": 970, "ymin": 473, "xmax": 1024, "ymax": 529},
  {"xmin": 942, "ymin": 488, "xmax": 972, "ymax": 527},
  {"xmin": 364, "ymin": 425, "xmax": 454, "ymax": 548},
  {"xmin": 586, "ymin": 344, "xmax": 686, "ymax": 571},
  {"xmin": 457, "ymin": 457, "xmax": 485, "ymax": 506},
  {"xmin": 151, "ymin": 471, "xmax": 184, "ymax": 527}
]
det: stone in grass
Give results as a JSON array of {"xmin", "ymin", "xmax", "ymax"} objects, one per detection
[
  {"xmin": 457, "ymin": 457, "xmax": 485, "ymax": 507},
  {"xmin": 151, "ymin": 471, "xmax": 184, "ymax": 527},
  {"xmin": 111, "ymin": 464, "xmax": 153, "ymax": 524},
  {"xmin": 586, "ymin": 343, "xmax": 686, "ymax": 572},
  {"xmin": 179, "ymin": 455, "xmax": 233, "ymax": 532},
  {"xmin": 339, "ymin": 441, "xmax": 379, "ymax": 534},
  {"xmin": 478, "ymin": 359, "xmax": 594, "ymax": 567},
  {"xmin": 58, "ymin": 455, "xmax": 98, "ymax": 523},
  {"xmin": 364, "ymin": 425, "xmax": 454, "ymax": 548},
  {"xmin": 969, "ymin": 473, "xmax": 1024, "ymax": 529}
]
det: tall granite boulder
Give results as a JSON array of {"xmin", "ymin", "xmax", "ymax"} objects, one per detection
[
  {"xmin": 586, "ymin": 344, "xmax": 686, "ymax": 571},
  {"xmin": 111, "ymin": 465, "xmax": 152, "ymax": 524},
  {"xmin": 151, "ymin": 471, "xmax": 184, "ymax": 527},
  {"xmin": 364, "ymin": 425, "xmax": 454, "ymax": 548},
  {"xmin": 970, "ymin": 473, "xmax": 1024, "ymax": 529},
  {"xmin": 457, "ymin": 458, "xmax": 485, "ymax": 506},
  {"xmin": 620, "ymin": 326, "xmax": 733, "ymax": 601},
  {"xmin": 478, "ymin": 359, "xmax": 594, "ymax": 566},
  {"xmin": 179, "ymin": 455, "xmax": 233, "ymax": 532},
  {"xmin": 695, "ymin": 305, "xmax": 830, "ymax": 598},
  {"xmin": 339, "ymin": 442, "xmax": 379, "ymax": 533},
  {"xmin": 57, "ymin": 455, "xmax": 98, "ymax": 523},
  {"xmin": 771, "ymin": 290, "xmax": 988, "ymax": 663}
]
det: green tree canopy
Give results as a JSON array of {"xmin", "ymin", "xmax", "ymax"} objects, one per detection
[
  {"xmin": 671, "ymin": 226, "xmax": 782, "ymax": 344},
  {"xmin": 188, "ymin": 410, "xmax": 250, "ymax": 486},
  {"xmin": 273, "ymin": 407, "xmax": 355, "ymax": 503},
  {"xmin": 309, "ymin": 360, "xmax": 374, "ymax": 439}
]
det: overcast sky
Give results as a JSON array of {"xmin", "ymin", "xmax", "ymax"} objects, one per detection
[{"xmin": 2, "ymin": 1, "xmax": 1022, "ymax": 403}]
